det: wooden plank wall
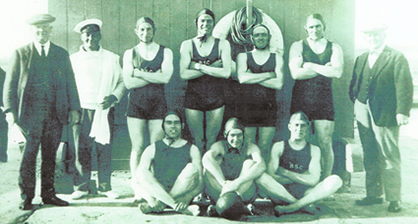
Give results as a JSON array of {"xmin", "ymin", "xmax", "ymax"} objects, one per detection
[{"xmin": 49, "ymin": 0, "xmax": 355, "ymax": 168}]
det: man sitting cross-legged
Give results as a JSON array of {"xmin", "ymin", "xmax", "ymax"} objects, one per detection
[
  {"xmin": 133, "ymin": 111, "xmax": 202, "ymax": 215},
  {"xmin": 203, "ymin": 118, "xmax": 266, "ymax": 219},
  {"xmin": 256, "ymin": 111, "xmax": 342, "ymax": 216}
]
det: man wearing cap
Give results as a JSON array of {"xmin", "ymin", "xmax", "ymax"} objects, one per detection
[
  {"xmin": 202, "ymin": 117, "xmax": 265, "ymax": 218},
  {"xmin": 349, "ymin": 23, "xmax": 413, "ymax": 212},
  {"xmin": 133, "ymin": 111, "xmax": 202, "ymax": 215},
  {"xmin": 69, "ymin": 19, "xmax": 125, "ymax": 200},
  {"xmin": 2, "ymin": 14, "xmax": 80, "ymax": 210},
  {"xmin": 256, "ymin": 111, "xmax": 342, "ymax": 216}
]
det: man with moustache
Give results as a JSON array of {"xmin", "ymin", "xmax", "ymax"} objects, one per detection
[
  {"xmin": 236, "ymin": 24, "xmax": 283, "ymax": 162},
  {"xmin": 349, "ymin": 23, "xmax": 413, "ymax": 212},
  {"xmin": 288, "ymin": 13, "xmax": 344, "ymax": 180},
  {"xmin": 3, "ymin": 14, "xmax": 80, "ymax": 210},
  {"xmin": 256, "ymin": 111, "xmax": 342, "ymax": 216},
  {"xmin": 203, "ymin": 118, "xmax": 265, "ymax": 219},
  {"xmin": 133, "ymin": 111, "xmax": 202, "ymax": 216},
  {"xmin": 70, "ymin": 19, "xmax": 125, "ymax": 200}
]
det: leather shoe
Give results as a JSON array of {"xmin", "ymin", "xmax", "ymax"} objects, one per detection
[
  {"xmin": 19, "ymin": 198, "xmax": 33, "ymax": 210},
  {"xmin": 388, "ymin": 201, "xmax": 402, "ymax": 213},
  {"xmin": 355, "ymin": 196, "xmax": 383, "ymax": 206},
  {"xmin": 42, "ymin": 196, "xmax": 69, "ymax": 206}
]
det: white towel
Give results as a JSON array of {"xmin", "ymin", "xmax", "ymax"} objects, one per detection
[{"xmin": 89, "ymin": 51, "xmax": 120, "ymax": 145}]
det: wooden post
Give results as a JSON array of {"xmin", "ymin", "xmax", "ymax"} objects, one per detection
[{"xmin": 246, "ymin": 0, "xmax": 253, "ymax": 29}]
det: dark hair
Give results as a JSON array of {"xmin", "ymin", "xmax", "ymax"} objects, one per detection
[
  {"xmin": 195, "ymin": 8, "xmax": 215, "ymax": 26},
  {"xmin": 161, "ymin": 110, "xmax": 184, "ymax": 131},
  {"xmin": 306, "ymin": 13, "xmax": 326, "ymax": 31},
  {"xmin": 136, "ymin": 17, "xmax": 156, "ymax": 31},
  {"xmin": 223, "ymin": 117, "xmax": 245, "ymax": 138}
]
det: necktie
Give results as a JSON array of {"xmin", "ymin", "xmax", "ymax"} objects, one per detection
[{"xmin": 41, "ymin": 45, "xmax": 46, "ymax": 57}]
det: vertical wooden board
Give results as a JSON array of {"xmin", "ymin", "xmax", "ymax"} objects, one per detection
[
  {"xmin": 67, "ymin": 0, "xmax": 87, "ymax": 54},
  {"xmin": 101, "ymin": 0, "xmax": 120, "ymax": 55},
  {"xmin": 49, "ymin": 0, "xmax": 69, "ymax": 50},
  {"xmin": 169, "ymin": 0, "xmax": 188, "ymax": 111},
  {"xmin": 85, "ymin": 0, "xmax": 102, "ymax": 18},
  {"xmin": 119, "ymin": 1, "xmax": 137, "ymax": 55},
  {"xmin": 152, "ymin": 0, "xmax": 171, "ymax": 47},
  {"xmin": 137, "ymin": 0, "xmax": 154, "ymax": 18}
]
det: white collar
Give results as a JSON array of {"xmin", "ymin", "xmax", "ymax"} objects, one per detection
[
  {"xmin": 33, "ymin": 41, "xmax": 50, "ymax": 57},
  {"xmin": 79, "ymin": 45, "xmax": 103, "ymax": 56}
]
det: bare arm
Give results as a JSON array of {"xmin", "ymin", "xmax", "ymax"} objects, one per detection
[
  {"xmin": 133, "ymin": 48, "xmax": 173, "ymax": 84},
  {"xmin": 234, "ymin": 143, "xmax": 266, "ymax": 185},
  {"xmin": 267, "ymin": 141, "xmax": 294, "ymax": 184},
  {"xmin": 259, "ymin": 53, "xmax": 284, "ymax": 89},
  {"xmin": 179, "ymin": 40, "xmax": 204, "ymax": 81},
  {"xmin": 278, "ymin": 145, "xmax": 321, "ymax": 186},
  {"xmin": 122, "ymin": 49, "xmax": 149, "ymax": 90},
  {"xmin": 303, "ymin": 43, "xmax": 344, "ymax": 78},
  {"xmin": 237, "ymin": 53, "xmax": 274, "ymax": 84},
  {"xmin": 181, "ymin": 145, "xmax": 203, "ymax": 200},
  {"xmin": 289, "ymin": 41, "xmax": 318, "ymax": 80},
  {"xmin": 198, "ymin": 39, "xmax": 232, "ymax": 79},
  {"xmin": 202, "ymin": 141, "xmax": 226, "ymax": 186}
]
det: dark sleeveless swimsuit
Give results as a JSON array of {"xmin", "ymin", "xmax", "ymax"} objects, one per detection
[
  {"xmin": 126, "ymin": 45, "xmax": 167, "ymax": 119},
  {"xmin": 291, "ymin": 40, "xmax": 334, "ymax": 121}
]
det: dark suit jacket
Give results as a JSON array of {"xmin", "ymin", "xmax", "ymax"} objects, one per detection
[
  {"xmin": 2, "ymin": 42, "xmax": 80, "ymax": 125},
  {"xmin": 349, "ymin": 46, "xmax": 413, "ymax": 127}
]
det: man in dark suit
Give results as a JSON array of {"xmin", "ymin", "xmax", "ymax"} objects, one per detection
[
  {"xmin": 349, "ymin": 23, "xmax": 413, "ymax": 213},
  {"xmin": 2, "ymin": 14, "xmax": 81, "ymax": 210}
]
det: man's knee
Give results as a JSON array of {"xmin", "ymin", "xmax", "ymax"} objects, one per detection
[{"xmin": 324, "ymin": 174, "xmax": 343, "ymax": 189}]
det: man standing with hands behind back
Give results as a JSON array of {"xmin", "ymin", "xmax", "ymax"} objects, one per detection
[
  {"xmin": 3, "ymin": 14, "xmax": 80, "ymax": 210},
  {"xmin": 349, "ymin": 23, "xmax": 413, "ymax": 212}
]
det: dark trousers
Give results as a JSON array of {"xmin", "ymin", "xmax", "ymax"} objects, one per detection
[
  {"xmin": 354, "ymin": 100, "xmax": 401, "ymax": 201},
  {"xmin": 72, "ymin": 108, "xmax": 114, "ymax": 192},
  {"xmin": 19, "ymin": 102, "xmax": 62, "ymax": 200},
  {"xmin": 0, "ymin": 112, "xmax": 8, "ymax": 162}
]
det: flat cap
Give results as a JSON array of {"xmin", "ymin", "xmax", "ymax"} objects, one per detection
[
  {"xmin": 74, "ymin": 19, "xmax": 102, "ymax": 33},
  {"xmin": 27, "ymin": 14, "xmax": 56, "ymax": 25},
  {"xmin": 361, "ymin": 23, "xmax": 388, "ymax": 33}
]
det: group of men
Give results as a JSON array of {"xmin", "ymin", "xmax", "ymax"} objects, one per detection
[{"xmin": 1, "ymin": 9, "xmax": 413, "ymax": 220}]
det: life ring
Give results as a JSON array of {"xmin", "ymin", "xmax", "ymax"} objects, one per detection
[{"xmin": 213, "ymin": 9, "xmax": 284, "ymax": 56}]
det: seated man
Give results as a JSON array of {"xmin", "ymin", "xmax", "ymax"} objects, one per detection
[
  {"xmin": 203, "ymin": 118, "xmax": 266, "ymax": 219},
  {"xmin": 256, "ymin": 111, "xmax": 342, "ymax": 216},
  {"xmin": 133, "ymin": 111, "xmax": 202, "ymax": 215}
]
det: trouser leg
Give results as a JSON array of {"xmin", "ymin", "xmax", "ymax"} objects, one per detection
[
  {"xmin": 40, "ymin": 114, "xmax": 63, "ymax": 198},
  {"xmin": 354, "ymin": 100, "xmax": 384, "ymax": 197},
  {"xmin": 74, "ymin": 109, "xmax": 94, "ymax": 192},
  {"xmin": 97, "ymin": 108, "xmax": 114, "ymax": 192},
  {"xmin": 371, "ymin": 118, "xmax": 401, "ymax": 201}
]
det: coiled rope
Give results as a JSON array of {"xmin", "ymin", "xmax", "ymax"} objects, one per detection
[{"xmin": 230, "ymin": 6, "xmax": 263, "ymax": 49}]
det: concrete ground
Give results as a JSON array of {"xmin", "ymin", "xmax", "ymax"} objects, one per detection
[{"xmin": 1, "ymin": 109, "xmax": 418, "ymax": 223}]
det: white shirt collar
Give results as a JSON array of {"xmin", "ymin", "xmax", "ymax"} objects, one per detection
[{"xmin": 33, "ymin": 41, "xmax": 51, "ymax": 57}]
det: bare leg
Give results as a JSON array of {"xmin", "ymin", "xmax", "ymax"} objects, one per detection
[
  {"xmin": 136, "ymin": 164, "xmax": 198, "ymax": 215},
  {"xmin": 127, "ymin": 117, "xmax": 147, "ymax": 178},
  {"xmin": 148, "ymin": 119, "xmax": 164, "ymax": 144},
  {"xmin": 275, "ymin": 175, "xmax": 342, "ymax": 213},
  {"xmin": 258, "ymin": 127, "xmax": 276, "ymax": 163},
  {"xmin": 256, "ymin": 173, "xmax": 298, "ymax": 204},
  {"xmin": 204, "ymin": 170, "xmax": 223, "ymax": 202},
  {"xmin": 244, "ymin": 127, "xmax": 257, "ymax": 145},
  {"xmin": 206, "ymin": 106, "xmax": 225, "ymax": 151},
  {"xmin": 236, "ymin": 160, "xmax": 258, "ymax": 203},
  {"xmin": 185, "ymin": 109, "xmax": 204, "ymax": 152},
  {"xmin": 313, "ymin": 120, "xmax": 335, "ymax": 179}
]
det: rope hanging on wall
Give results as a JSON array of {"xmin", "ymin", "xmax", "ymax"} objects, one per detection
[{"xmin": 230, "ymin": 6, "xmax": 263, "ymax": 49}]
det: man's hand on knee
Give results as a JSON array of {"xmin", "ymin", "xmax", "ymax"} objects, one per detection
[
  {"xmin": 221, "ymin": 180, "xmax": 240, "ymax": 196},
  {"xmin": 174, "ymin": 196, "xmax": 192, "ymax": 212}
]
